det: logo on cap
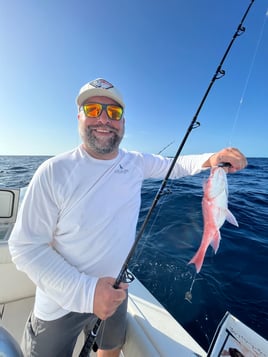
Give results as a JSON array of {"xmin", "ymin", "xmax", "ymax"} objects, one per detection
[{"xmin": 90, "ymin": 79, "xmax": 113, "ymax": 90}]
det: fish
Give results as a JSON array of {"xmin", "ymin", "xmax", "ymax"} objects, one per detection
[{"xmin": 188, "ymin": 166, "xmax": 238, "ymax": 273}]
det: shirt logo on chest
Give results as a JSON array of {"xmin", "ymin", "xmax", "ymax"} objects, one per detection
[{"xmin": 114, "ymin": 164, "xmax": 129, "ymax": 174}]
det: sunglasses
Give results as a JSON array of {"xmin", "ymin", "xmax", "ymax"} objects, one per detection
[{"xmin": 81, "ymin": 103, "xmax": 124, "ymax": 121}]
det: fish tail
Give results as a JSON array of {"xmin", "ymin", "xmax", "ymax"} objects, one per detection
[{"xmin": 188, "ymin": 247, "xmax": 206, "ymax": 274}]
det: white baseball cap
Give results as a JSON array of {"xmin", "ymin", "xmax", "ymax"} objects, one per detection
[{"xmin": 76, "ymin": 78, "xmax": 125, "ymax": 108}]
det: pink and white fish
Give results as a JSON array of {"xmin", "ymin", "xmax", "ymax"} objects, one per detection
[{"xmin": 189, "ymin": 166, "xmax": 238, "ymax": 273}]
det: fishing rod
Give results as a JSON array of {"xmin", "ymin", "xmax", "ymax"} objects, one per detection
[
  {"xmin": 157, "ymin": 140, "xmax": 175, "ymax": 155},
  {"xmin": 79, "ymin": 1, "xmax": 255, "ymax": 355}
]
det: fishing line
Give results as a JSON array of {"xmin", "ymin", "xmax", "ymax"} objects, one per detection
[
  {"xmin": 79, "ymin": 1, "xmax": 256, "ymax": 355},
  {"xmin": 184, "ymin": 273, "xmax": 204, "ymax": 304},
  {"xmin": 184, "ymin": 273, "xmax": 196, "ymax": 303},
  {"xmin": 229, "ymin": 7, "xmax": 268, "ymax": 146}
]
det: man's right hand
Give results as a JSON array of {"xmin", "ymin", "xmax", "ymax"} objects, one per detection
[{"xmin": 93, "ymin": 277, "xmax": 128, "ymax": 320}]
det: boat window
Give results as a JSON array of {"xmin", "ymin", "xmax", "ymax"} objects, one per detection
[
  {"xmin": 0, "ymin": 190, "xmax": 15, "ymax": 218},
  {"xmin": 0, "ymin": 189, "xmax": 20, "ymax": 225}
]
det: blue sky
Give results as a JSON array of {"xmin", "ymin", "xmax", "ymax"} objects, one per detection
[{"xmin": 0, "ymin": 0, "xmax": 267, "ymax": 157}]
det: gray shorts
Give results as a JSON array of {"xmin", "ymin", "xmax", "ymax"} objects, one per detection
[{"xmin": 21, "ymin": 296, "xmax": 128, "ymax": 357}]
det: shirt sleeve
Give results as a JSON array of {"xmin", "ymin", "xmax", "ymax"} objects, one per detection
[
  {"xmin": 8, "ymin": 162, "xmax": 98, "ymax": 314},
  {"xmin": 142, "ymin": 152, "xmax": 214, "ymax": 179}
]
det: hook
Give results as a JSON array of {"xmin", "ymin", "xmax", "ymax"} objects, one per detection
[{"xmin": 184, "ymin": 272, "xmax": 197, "ymax": 303}]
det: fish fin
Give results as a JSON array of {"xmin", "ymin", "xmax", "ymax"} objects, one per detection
[
  {"xmin": 226, "ymin": 209, "xmax": 239, "ymax": 227},
  {"xmin": 210, "ymin": 231, "xmax": 221, "ymax": 253},
  {"xmin": 188, "ymin": 248, "xmax": 206, "ymax": 274}
]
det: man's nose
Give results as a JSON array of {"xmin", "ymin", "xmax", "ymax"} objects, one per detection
[{"xmin": 97, "ymin": 109, "xmax": 111, "ymax": 124}]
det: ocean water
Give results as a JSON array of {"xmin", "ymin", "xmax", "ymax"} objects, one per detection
[{"xmin": 0, "ymin": 155, "xmax": 267, "ymax": 351}]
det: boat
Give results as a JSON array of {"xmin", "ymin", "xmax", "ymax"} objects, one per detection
[{"xmin": 0, "ymin": 188, "xmax": 267, "ymax": 356}]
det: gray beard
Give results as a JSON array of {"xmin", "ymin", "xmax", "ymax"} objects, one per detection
[{"xmin": 81, "ymin": 125, "xmax": 124, "ymax": 155}]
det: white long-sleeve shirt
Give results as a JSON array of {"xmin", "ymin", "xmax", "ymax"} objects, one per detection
[{"xmin": 9, "ymin": 145, "xmax": 212, "ymax": 320}]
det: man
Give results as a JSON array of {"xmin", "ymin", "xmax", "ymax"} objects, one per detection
[{"xmin": 9, "ymin": 78, "xmax": 247, "ymax": 357}]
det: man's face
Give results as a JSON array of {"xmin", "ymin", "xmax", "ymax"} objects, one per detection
[{"xmin": 78, "ymin": 96, "xmax": 125, "ymax": 160}]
